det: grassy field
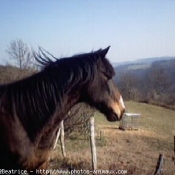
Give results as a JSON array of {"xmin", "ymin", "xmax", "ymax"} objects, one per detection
[{"xmin": 50, "ymin": 101, "xmax": 175, "ymax": 175}]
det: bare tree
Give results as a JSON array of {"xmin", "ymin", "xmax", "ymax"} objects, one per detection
[
  {"xmin": 119, "ymin": 72, "xmax": 138, "ymax": 100},
  {"xmin": 6, "ymin": 39, "xmax": 34, "ymax": 69},
  {"xmin": 149, "ymin": 64, "xmax": 170, "ymax": 98}
]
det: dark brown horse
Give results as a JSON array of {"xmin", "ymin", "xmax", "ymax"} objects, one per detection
[{"xmin": 0, "ymin": 47, "xmax": 125, "ymax": 174}]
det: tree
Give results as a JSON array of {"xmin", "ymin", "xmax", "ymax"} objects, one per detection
[
  {"xmin": 149, "ymin": 64, "xmax": 170, "ymax": 98},
  {"xmin": 149, "ymin": 64, "xmax": 171, "ymax": 100},
  {"xmin": 6, "ymin": 39, "xmax": 34, "ymax": 69},
  {"xmin": 119, "ymin": 72, "xmax": 138, "ymax": 100}
]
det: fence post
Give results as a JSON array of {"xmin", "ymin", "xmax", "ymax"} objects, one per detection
[
  {"xmin": 154, "ymin": 154, "xmax": 164, "ymax": 175},
  {"xmin": 90, "ymin": 116, "xmax": 97, "ymax": 170},
  {"xmin": 53, "ymin": 127, "xmax": 61, "ymax": 150},
  {"xmin": 60, "ymin": 120, "xmax": 66, "ymax": 157},
  {"xmin": 53, "ymin": 120, "xmax": 66, "ymax": 157}
]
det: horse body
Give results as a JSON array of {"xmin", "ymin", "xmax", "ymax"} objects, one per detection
[
  {"xmin": 0, "ymin": 47, "xmax": 125, "ymax": 174},
  {"xmin": 0, "ymin": 71, "xmax": 82, "ymax": 172}
]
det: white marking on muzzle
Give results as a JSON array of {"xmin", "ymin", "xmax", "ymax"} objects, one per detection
[{"xmin": 119, "ymin": 95, "xmax": 125, "ymax": 109}]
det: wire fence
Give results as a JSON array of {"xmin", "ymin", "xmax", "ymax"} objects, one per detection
[{"xmin": 53, "ymin": 103, "xmax": 175, "ymax": 175}]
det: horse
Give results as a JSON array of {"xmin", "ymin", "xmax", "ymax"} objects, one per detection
[{"xmin": 0, "ymin": 46, "xmax": 125, "ymax": 174}]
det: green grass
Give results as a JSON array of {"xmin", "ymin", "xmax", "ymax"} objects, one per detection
[
  {"xmin": 95, "ymin": 101, "xmax": 175, "ymax": 135},
  {"xmin": 94, "ymin": 101, "xmax": 175, "ymax": 140},
  {"xmin": 125, "ymin": 101, "xmax": 175, "ymax": 136}
]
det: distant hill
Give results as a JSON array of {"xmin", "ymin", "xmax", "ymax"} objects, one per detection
[
  {"xmin": 114, "ymin": 57, "xmax": 175, "ymax": 77},
  {"xmin": 114, "ymin": 57, "xmax": 175, "ymax": 80},
  {"xmin": 114, "ymin": 57, "xmax": 175, "ymax": 108},
  {"xmin": 112, "ymin": 56, "xmax": 175, "ymax": 68}
]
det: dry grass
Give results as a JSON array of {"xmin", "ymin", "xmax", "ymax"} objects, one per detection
[
  {"xmin": 49, "ymin": 101, "xmax": 175, "ymax": 175},
  {"xmin": 0, "ymin": 65, "xmax": 35, "ymax": 84}
]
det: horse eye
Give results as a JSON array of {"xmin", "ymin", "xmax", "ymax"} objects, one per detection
[
  {"xmin": 107, "ymin": 79, "xmax": 116, "ymax": 96},
  {"xmin": 102, "ymin": 72, "xmax": 111, "ymax": 80},
  {"xmin": 106, "ymin": 80, "xmax": 112, "ymax": 94}
]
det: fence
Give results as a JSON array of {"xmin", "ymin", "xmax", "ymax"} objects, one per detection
[
  {"xmin": 52, "ymin": 105, "xmax": 175, "ymax": 174},
  {"xmin": 54, "ymin": 116, "xmax": 97, "ymax": 170},
  {"xmin": 54, "ymin": 128, "xmax": 175, "ymax": 174}
]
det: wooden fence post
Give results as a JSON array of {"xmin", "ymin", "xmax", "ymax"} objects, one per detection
[
  {"xmin": 154, "ymin": 154, "xmax": 164, "ymax": 175},
  {"xmin": 53, "ymin": 120, "xmax": 66, "ymax": 157},
  {"xmin": 90, "ymin": 116, "xmax": 97, "ymax": 170},
  {"xmin": 60, "ymin": 120, "xmax": 66, "ymax": 157},
  {"xmin": 53, "ymin": 127, "xmax": 61, "ymax": 150}
]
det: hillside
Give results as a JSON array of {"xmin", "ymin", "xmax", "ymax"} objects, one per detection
[
  {"xmin": 49, "ymin": 101, "xmax": 175, "ymax": 174},
  {"xmin": 114, "ymin": 58, "xmax": 175, "ymax": 108},
  {"xmin": 114, "ymin": 57, "xmax": 175, "ymax": 76},
  {"xmin": 0, "ymin": 65, "xmax": 35, "ymax": 84},
  {"xmin": 113, "ymin": 56, "xmax": 175, "ymax": 67}
]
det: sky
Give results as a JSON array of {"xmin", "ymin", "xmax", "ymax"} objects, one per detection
[{"xmin": 0, "ymin": 0, "xmax": 175, "ymax": 65}]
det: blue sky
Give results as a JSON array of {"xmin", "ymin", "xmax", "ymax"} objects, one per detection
[{"xmin": 0, "ymin": 0, "xmax": 175, "ymax": 65}]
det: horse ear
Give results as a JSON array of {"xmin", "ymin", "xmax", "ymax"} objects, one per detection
[{"xmin": 100, "ymin": 46, "xmax": 110, "ymax": 58}]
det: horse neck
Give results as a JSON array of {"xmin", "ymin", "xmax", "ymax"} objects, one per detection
[{"xmin": 35, "ymin": 85, "xmax": 82, "ymax": 148}]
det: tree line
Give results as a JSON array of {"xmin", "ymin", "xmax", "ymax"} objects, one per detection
[{"xmin": 115, "ymin": 60, "xmax": 175, "ymax": 109}]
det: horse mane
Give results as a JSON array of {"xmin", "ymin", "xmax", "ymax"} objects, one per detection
[
  {"xmin": 0, "ymin": 47, "xmax": 115, "ymax": 141},
  {"xmin": 34, "ymin": 47, "xmax": 115, "ymax": 78}
]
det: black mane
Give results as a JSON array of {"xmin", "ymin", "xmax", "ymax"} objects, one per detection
[
  {"xmin": 0, "ymin": 48, "xmax": 115, "ymax": 141},
  {"xmin": 34, "ymin": 47, "xmax": 115, "ymax": 78}
]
